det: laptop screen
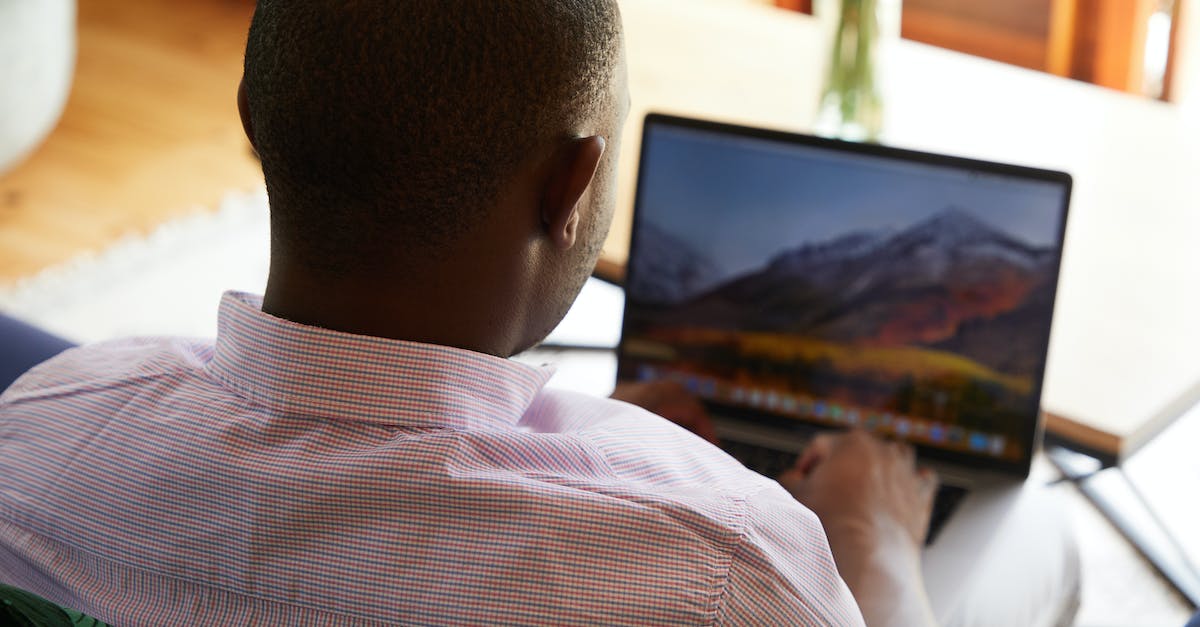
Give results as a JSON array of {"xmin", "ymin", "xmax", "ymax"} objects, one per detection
[{"xmin": 618, "ymin": 115, "xmax": 1071, "ymax": 473}]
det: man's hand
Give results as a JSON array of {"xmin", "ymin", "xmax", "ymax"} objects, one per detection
[
  {"xmin": 778, "ymin": 430, "xmax": 939, "ymax": 627},
  {"xmin": 610, "ymin": 380, "xmax": 719, "ymax": 444}
]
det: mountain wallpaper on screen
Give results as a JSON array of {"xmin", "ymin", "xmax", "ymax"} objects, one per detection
[{"xmin": 628, "ymin": 207, "xmax": 1058, "ymax": 380}]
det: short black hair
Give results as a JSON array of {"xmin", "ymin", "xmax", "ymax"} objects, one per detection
[{"xmin": 243, "ymin": 0, "xmax": 622, "ymax": 275}]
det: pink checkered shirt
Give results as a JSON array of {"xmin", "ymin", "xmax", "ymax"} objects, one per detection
[{"xmin": 0, "ymin": 292, "xmax": 862, "ymax": 626}]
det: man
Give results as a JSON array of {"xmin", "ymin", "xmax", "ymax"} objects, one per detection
[{"xmin": 0, "ymin": 1, "xmax": 938, "ymax": 624}]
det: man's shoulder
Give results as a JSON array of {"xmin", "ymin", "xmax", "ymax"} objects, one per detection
[
  {"xmin": 521, "ymin": 386, "xmax": 787, "ymax": 515},
  {"xmin": 0, "ymin": 335, "xmax": 214, "ymax": 403},
  {"xmin": 526, "ymin": 386, "xmax": 653, "ymax": 423},
  {"xmin": 522, "ymin": 386, "xmax": 709, "ymax": 450},
  {"xmin": 520, "ymin": 388, "xmax": 857, "ymax": 623}
]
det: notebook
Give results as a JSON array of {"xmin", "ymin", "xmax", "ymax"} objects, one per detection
[{"xmin": 616, "ymin": 113, "xmax": 1072, "ymax": 608}]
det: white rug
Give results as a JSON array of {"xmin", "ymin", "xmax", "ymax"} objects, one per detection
[
  {"xmin": 0, "ymin": 189, "xmax": 624, "ymax": 397},
  {"xmin": 0, "ymin": 189, "xmax": 273, "ymax": 344}
]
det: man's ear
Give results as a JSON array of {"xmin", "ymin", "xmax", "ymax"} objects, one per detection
[
  {"xmin": 541, "ymin": 136, "xmax": 606, "ymax": 250},
  {"xmin": 237, "ymin": 78, "xmax": 259, "ymax": 154}
]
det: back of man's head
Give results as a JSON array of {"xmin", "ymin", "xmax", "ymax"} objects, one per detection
[{"xmin": 243, "ymin": 0, "xmax": 622, "ymax": 276}]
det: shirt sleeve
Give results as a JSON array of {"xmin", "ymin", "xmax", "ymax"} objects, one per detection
[{"xmin": 717, "ymin": 482, "xmax": 866, "ymax": 626}]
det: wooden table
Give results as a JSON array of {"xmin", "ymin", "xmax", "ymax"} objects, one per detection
[{"xmin": 614, "ymin": 0, "xmax": 1200, "ymax": 463}]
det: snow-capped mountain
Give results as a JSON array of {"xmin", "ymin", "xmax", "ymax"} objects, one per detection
[
  {"xmin": 767, "ymin": 230, "xmax": 891, "ymax": 275},
  {"xmin": 637, "ymin": 207, "xmax": 1059, "ymax": 376},
  {"xmin": 626, "ymin": 220, "xmax": 720, "ymax": 305},
  {"xmin": 884, "ymin": 207, "xmax": 1053, "ymax": 272}
]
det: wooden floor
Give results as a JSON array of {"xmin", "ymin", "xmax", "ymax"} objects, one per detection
[{"xmin": 0, "ymin": 0, "xmax": 261, "ymax": 286}]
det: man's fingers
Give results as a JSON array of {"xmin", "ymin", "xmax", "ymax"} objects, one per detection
[
  {"xmin": 610, "ymin": 380, "xmax": 719, "ymax": 444},
  {"xmin": 776, "ymin": 465, "xmax": 804, "ymax": 492},
  {"xmin": 655, "ymin": 398, "xmax": 719, "ymax": 444},
  {"xmin": 668, "ymin": 400, "xmax": 719, "ymax": 444},
  {"xmin": 897, "ymin": 440, "xmax": 916, "ymax": 468},
  {"xmin": 917, "ymin": 467, "xmax": 939, "ymax": 502},
  {"xmin": 793, "ymin": 433, "xmax": 834, "ymax": 477}
]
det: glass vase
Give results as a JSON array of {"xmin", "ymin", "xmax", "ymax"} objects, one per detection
[{"xmin": 813, "ymin": 0, "xmax": 900, "ymax": 143}]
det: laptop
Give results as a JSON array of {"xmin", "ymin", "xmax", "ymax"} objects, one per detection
[{"xmin": 616, "ymin": 113, "xmax": 1072, "ymax": 610}]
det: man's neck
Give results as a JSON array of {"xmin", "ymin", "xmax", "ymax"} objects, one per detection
[{"xmin": 261, "ymin": 261, "xmax": 530, "ymax": 358}]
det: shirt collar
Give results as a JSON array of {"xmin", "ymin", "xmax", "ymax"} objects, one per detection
[{"xmin": 206, "ymin": 291, "xmax": 554, "ymax": 429}]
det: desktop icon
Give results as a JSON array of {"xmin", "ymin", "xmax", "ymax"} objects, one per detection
[
  {"xmin": 766, "ymin": 390, "xmax": 781, "ymax": 411},
  {"xmin": 731, "ymin": 386, "xmax": 747, "ymax": 404},
  {"xmin": 749, "ymin": 389, "xmax": 765, "ymax": 408}
]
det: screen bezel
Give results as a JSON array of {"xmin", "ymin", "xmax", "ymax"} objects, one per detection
[{"xmin": 616, "ymin": 113, "xmax": 1074, "ymax": 478}]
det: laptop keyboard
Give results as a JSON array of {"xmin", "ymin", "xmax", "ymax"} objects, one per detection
[
  {"xmin": 723, "ymin": 439, "xmax": 803, "ymax": 480},
  {"xmin": 721, "ymin": 439, "xmax": 968, "ymax": 545}
]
